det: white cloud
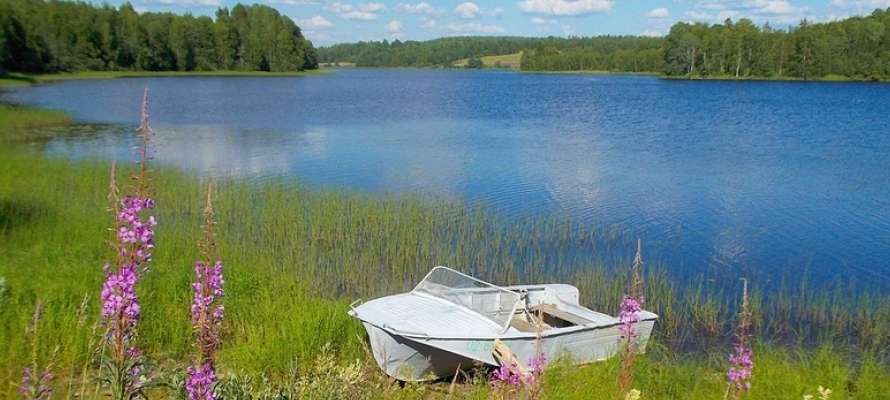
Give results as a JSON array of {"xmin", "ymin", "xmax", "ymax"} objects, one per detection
[
  {"xmin": 395, "ymin": 2, "xmax": 445, "ymax": 15},
  {"xmin": 385, "ymin": 20, "xmax": 403, "ymax": 33},
  {"xmin": 309, "ymin": 33, "xmax": 332, "ymax": 43},
  {"xmin": 454, "ymin": 2, "xmax": 502, "ymax": 19},
  {"xmin": 531, "ymin": 16, "xmax": 557, "ymax": 24},
  {"xmin": 341, "ymin": 11, "xmax": 378, "ymax": 20},
  {"xmin": 447, "ymin": 22, "xmax": 505, "ymax": 34},
  {"xmin": 264, "ymin": 0, "xmax": 318, "ymax": 4},
  {"xmin": 455, "ymin": 2, "xmax": 481, "ymax": 18},
  {"xmin": 648, "ymin": 7, "xmax": 669, "ymax": 18},
  {"xmin": 325, "ymin": 2, "xmax": 387, "ymax": 20},
  {"xmin": 761, "ymin": 1, "xmax": 797, "ymax": 14},
  {"xmin": 717, "ymin": 10, "xmax": 741, "ymax": 20},
  {"xmin": 562, "ymin": 24, "xmax": 576, "ymax": 36},
  {"xmin": 422, "ymin": 19, "xmax": 437, "ymax": 28},
  {"xmin": 699, "ymin": 0, "xmax": 811, "ymax": 17},
  {"xmin": 324, "ymin": 2, "xmax": 352, "ymax": 13},
  {"xmin": 361, "ymin": 3, "xmax": 386, "ymax": 12},
  {"xmin": 690, "ymin": 0, "xmax": 815, "ymax": 25},
  {"xmin": 699, "ymin": 0, "xmax": 727, "ymax": 10},
  {"xmin": 518, "ymin": 0, "xmax": 614, "ymax": 16},
  {"xmin": 296, "ymin": 15, "xmax": 334, "ymax": 29},
  {"xmin": 641, "ymin": 28, "xmax": 663, "ymax": 36},
  {"xmin": 685, "ymin": 10, "xmax": 712, "ymax": 19},
  {"xmin": 145, "ymin": 0, "xmax": 221, "ymax": 6}
]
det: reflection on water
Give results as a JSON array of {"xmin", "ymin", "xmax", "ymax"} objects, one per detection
[{"xmin": 4, "ymin": 71, "xmax": 890, "ymax": 289}]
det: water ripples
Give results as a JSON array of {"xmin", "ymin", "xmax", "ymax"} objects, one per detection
[{"xmin": 4, "ymin": 70, "xmax": 890, "ymax": 290}]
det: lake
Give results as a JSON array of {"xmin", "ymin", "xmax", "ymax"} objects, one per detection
[{"xmin": 4, "ymin": 69, "xmax": 890, "ymax": 289}]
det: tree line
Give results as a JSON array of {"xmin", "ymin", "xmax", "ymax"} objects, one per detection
[
  {"xmin": 0, "ymin": 0, "xmax": 318, "ymax": 74},
  {"xmin": 319, "ymin": 8, "xmax": 890, "ymax": 81},
  {"xmin": 664, "ymin": 8, "xmax": 890, "ymax": 80},
  {"xmin": 318, "ymin": 36, "xmax": 537, "ymax": 68},
  {"xmin": 519, "ymin": 36, "xmax": 664, "ymax": 73}
]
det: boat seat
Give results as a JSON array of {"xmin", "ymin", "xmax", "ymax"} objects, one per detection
[
  {"xmin": 509, "ymin": 314, "xmax": 552, "ymax": 332},
  {"xmin": 530, "ymin": 304, "xmax": 592, "ymax": 326},
  {"xmin": 509, "ymin": 316, "xmax": 539, "ymax": 332}
]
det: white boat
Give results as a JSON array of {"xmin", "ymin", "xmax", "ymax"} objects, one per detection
[{"xmin": 348, "ymin": 266, "xmax": 658, "ymax": 381}]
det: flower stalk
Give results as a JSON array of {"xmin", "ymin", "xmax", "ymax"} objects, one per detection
[
  {"xmin": 186, "ymin": 182, "xmax": 224, "ymax": 400},
  {"xmin": 617, "ymin": 238, "xmax": 645, "ymax": 392},
  {"xmin": 98, "ymin": 88, "xmax": 155, "ymax": 399},
  {"xmin": 725, "ymin": 278, "xmax": 754, "ymax": 399},
  {"xmin": 489, "ymin": 352, "xmax": 546, "ymax": 400},
  {"xmin": 20, "ymin": 302, "xmax": 56, "ymax": 400}
]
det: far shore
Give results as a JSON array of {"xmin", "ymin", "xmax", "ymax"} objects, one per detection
[{"xmin": 0, "ymin": 69, "xmax": 323, "ymax": 88}]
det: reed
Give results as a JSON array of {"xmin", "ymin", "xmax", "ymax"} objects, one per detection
[
  {"xmin": 0, "ymin": 104, "xmax": 71, "ymax": 135},
  {"xmin": 2, "ymin": 142, "xmax": 890, "ymax": 397}
]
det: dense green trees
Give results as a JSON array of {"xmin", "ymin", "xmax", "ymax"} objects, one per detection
[
  {"xmin": 319, "ymin": 8, "xmax": 889, "ymax": 81},
  {"xmin": 0, "ymin": 0, "xmax": 317, "ymax": 74},
  {"xmin": 519, "ymin": 36, "xmax": 664, "ymax": 72},
  {"xmin": 464, "ymin": 57, "xmax": 484, "ymax": 69},
  {"xmin": 662, "ymin": 9, "xmax": 890, "ymax": 80},
  {"xmin": 318, "ymin": 36, "xmax": 536, "ymax": 68},
  {"xmin": 2, "ymin": 0, "xmax": 886, "ymax": 80}
]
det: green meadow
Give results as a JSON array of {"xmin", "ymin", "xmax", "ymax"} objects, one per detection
[{"xmin": 1, "ymin": 106, "xmax": 890, "ymax": 398}]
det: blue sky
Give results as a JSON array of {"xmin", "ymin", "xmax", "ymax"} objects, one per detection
[{"xmin": 107, "ymin": 0, "xmax": 889, "ymax": 46}]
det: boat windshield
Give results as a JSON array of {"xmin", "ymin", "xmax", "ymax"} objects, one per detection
[{"xmin": 413, "ymin": 267, "xmax": 522, "ymax": 332}]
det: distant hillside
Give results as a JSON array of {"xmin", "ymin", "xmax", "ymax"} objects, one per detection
[
  {"xmin": 319, "ymin": 7, "xmax": 890, "ymax": 81},
  {"xmin": 317, "ymin": 36, "xmax": 538, "ymax": 69},
  {"xmin": 316, "ymin": 35, "xmax": 663, "ymax": 73}
]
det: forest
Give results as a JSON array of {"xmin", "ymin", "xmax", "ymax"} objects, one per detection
[
  {"xmin": 2, "ymin": 0, "xmax": 888, "ymax": 80},
  {"xmin": 662, "ymin": 9, "xmax": 890, "ymax": 80},
  {"xmin": 0, "ymin": 0, "xmax": 318, "ymax": 74},
  {"xmin": 320, "ymin": 7, "xmax": 890, "ymax": 80},
  {"xmin": 317, "ymin": 36, "xmax": 538, "ymax": 68}
]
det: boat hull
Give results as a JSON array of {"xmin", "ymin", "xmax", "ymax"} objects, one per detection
[{"xmin": 361, "ymin": 317, "xmax": 657, "ymax": 381}]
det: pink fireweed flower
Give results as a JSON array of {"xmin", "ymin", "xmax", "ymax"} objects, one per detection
[
  {"xmin": 727, "ymin": 344, "xmax": 753, "ymax": 391},
  {"xmin": 618, "ymin": 294, "xmax": 645, "ymax": 340},
  {"xmin": 99, "ymin": 89, "xmax": 156, "ymax": 400},
  {"xmin": 618, "ymin": 239, "xmax": 646, "ymax": 393},
  {"xmin": 186, "ymin": 364, "xmax": 217, "ymax": 400},
  {"xmin": 490, "ymin": 353, "xmax": 546, "ymax": 399},
  {"xmin": 187, "ymin": 182, "xmax": 224, "ymax": 400},
  {"xmin": 190, "ymin": 260, "xmax": 225, "ymax": 357},
  {"xmin": 491, "ymin": 363, "xmax": 521, "ymax": 387},
  {"xmin": 725, "ymin": 279, "xmax": 754, "ymax": 399},
  {"xmin": 20, "ymin": 367, "xmax": 53, "ymax": 399}
]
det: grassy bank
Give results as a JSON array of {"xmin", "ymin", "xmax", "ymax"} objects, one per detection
[
  {"xmin": 0, "ymin": 104, "xmax": 71, "ymax": 136},
  {"xmin": 0, "ymin": 70, "xmax": 322, "ymax": 87},
  {"xmin": 2, "ymin": 139, "xmax": 890, "ymax": 398}
]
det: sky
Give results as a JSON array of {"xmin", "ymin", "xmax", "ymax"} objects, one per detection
[{"xmin": 105, "ymin": 0, "xmax": 890, "ymax": 47}]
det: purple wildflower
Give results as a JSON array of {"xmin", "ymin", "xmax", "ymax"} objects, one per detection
[
  {"xmin": 490, "ymin": 352, "xmax": 546, "ymax": 399},
  {"xmin": 19, "ymin": 367, "xmax": 53, "ymax": 399},
  {"xmin": 186, "ymin": 183, "xmax": 224, "ymax": 400},
  {"xmin": 725, "ymin": 279, "xmax": 754, "ymax": 399},
  {"xmin": 21, "ymin": 303, "xmax": 55, "ymax": 400},
  {"xmin": 491, "ymin": 363, "xmax": 521, "ymax": 387},
  {"xmin": 618, "ymin": 239, "xmax": 646, "ymax": 393},
  {"xmin": 98, "ymin": 89, "xmax": 155, "ymax": 400},
  {"xmin": 186, "ymin": 363, "xmax": 218, "ymax": 400},
  {"xmin": 191, "ymin": 260, "xmax": 225, "ymax": 361},
  {"xmin": 727, "ymin": 345, "xmax": 753, "ymax": 391}
]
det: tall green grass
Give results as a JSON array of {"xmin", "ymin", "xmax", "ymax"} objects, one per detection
[
  {"xmin": 0, "ymin": 104, "xmax": 71, "ymax": 135},
  {"xmin": 2, "ymin": 143, "xmax": 890, "ymax": 398}
]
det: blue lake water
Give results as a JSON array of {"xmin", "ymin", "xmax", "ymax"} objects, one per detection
[{"xmin": 4, "ymin": 70, "xmax": 890, "ymax": 289}]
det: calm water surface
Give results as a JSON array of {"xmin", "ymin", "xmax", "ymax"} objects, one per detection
[{"xmin": 5, "ymin": 70, "xmax": 890, "ymax": 289}]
